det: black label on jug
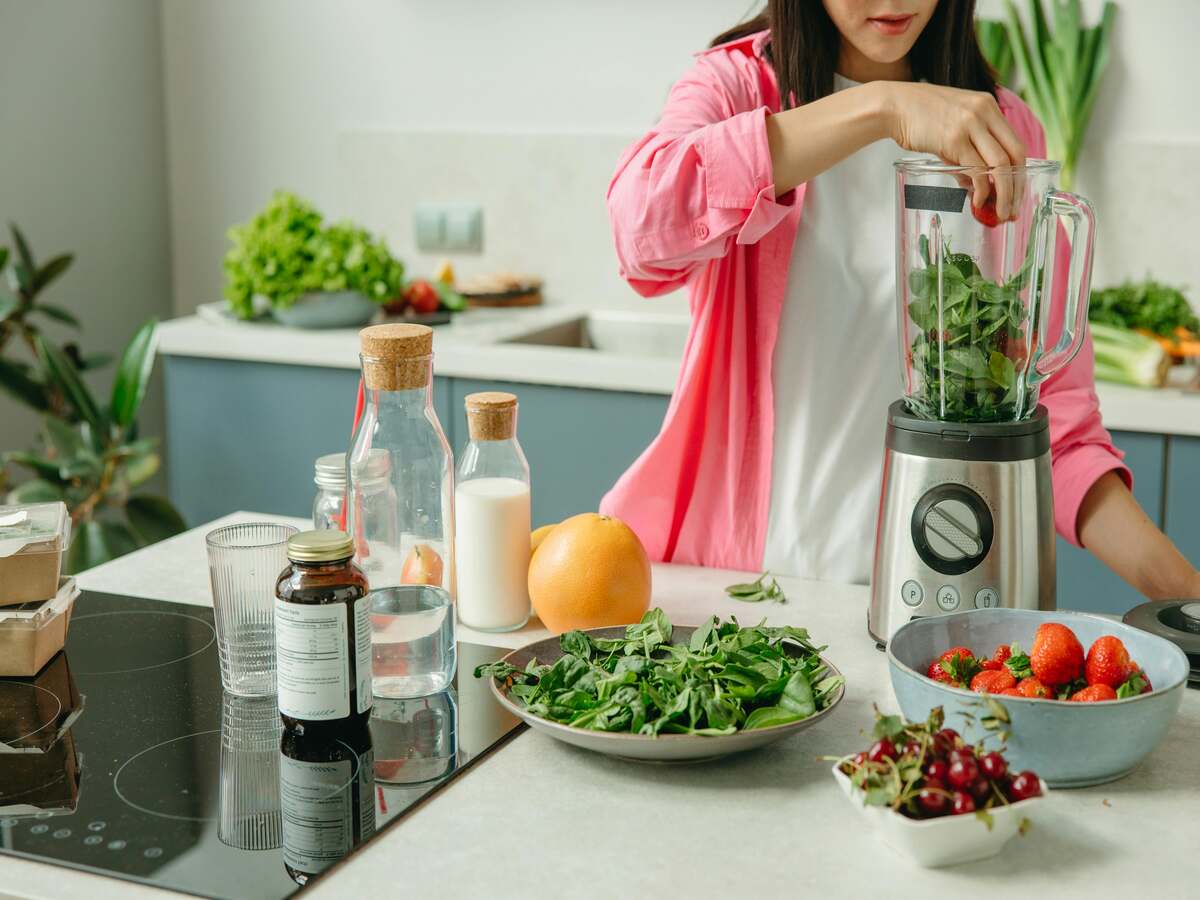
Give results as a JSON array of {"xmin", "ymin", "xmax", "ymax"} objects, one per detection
[{"xmin": 904, "ymin": 185, "xmax": 968, "ymax": 213}]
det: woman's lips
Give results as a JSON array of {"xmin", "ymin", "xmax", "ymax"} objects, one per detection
[{"xmin": 868, "ymin": 14, "xmax": 915, "ymax": 36}]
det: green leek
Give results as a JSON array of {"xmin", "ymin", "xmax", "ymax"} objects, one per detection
[{"xmin": 1090, "ymin": 322, "xmax": 1170, "ymax": 388}]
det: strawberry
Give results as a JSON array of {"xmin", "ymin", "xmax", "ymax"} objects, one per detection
[
  {"xmin": 927, "ymin": 659, "xmax": 954, "ymax": 684},
  {"xmin": 991, "ymin": 644, "xmax": 1012, "ymax": 667},
  {"xmin": 927, "ymin": 647, "xmax": 979, "ymax": 686},
  {"xmin": 1085, "ymin": 635, "xmax": 1133, "ymax": 688},
  {"xmin": 971, "ymin": 195, "xmax": 1001, "ymax": 228},
  {"xmin": 1116, "ymin": 667, "xmax": 1153, "ymax": 698},
  {"xmin": 998, "ymin": 687, "xmax": 1024, "ymax": 697},
  {"xmin": 1016, "ymin": 677, "xmax": 1051, "ymax": 699},
  {"xmin": 1070, "ymin": 683, "xmax": 1118, "ymax": 703},
  {"xmin": 980, "ymin": 658, "xmax": 1003, "ymax": 672},
  {"xmin": 1030, "ymin": 623, "xmax": 1084, "ymax": 686},
  {"xmin": 970, "ymin": 669, "xmax": 1017, "ymax": 694}
]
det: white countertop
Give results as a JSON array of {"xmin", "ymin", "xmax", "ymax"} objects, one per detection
[
  {"xmin": 157, "ymin": 310, "xmax": 1200, "ymax": 436},
  {"xmin": 3, "ymin": 511, "xmax": 1196, "ymax": 899}
]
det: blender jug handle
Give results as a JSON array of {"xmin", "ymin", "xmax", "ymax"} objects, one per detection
[{"xmin": 1030, "ymin": 190, "xmax": 1096, "ymax": 382}]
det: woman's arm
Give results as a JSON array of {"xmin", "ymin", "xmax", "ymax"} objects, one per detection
[
  {"xmin": 767, "ymin": 81, "xmax": 1027, "ymax": 217},
  {"xmin": 1078, "ymin": 472, "xmax": 1200, "ymax": 600}
]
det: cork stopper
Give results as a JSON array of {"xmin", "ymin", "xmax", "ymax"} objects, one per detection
[
  {"xmin": 465, "ymin": 391, "xmax": 517, "ymax": 440},
  {"xmin": 360, "ymin": 323, "xmax": 433, "ymax": 390}
]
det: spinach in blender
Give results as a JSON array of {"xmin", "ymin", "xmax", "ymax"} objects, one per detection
[{"xmin": 906, "ymin": 233, "xmax": 1034, "ymax": 422}]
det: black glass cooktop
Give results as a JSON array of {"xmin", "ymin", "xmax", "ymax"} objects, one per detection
[{"xmin": 0, "ymin": 592, "xmax": 523, "ymax": 898}]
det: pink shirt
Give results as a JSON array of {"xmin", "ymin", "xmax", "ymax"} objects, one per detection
[{"xmin": 600, "ymin": 31, "xmax": 1129, "ymax": 572}]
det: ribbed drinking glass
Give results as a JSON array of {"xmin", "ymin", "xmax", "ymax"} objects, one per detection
[
  {"xmin": 206, "ymin": 522, "xmax": 298, "ymax": 696},
  {"xmin": 218, "ymin": 692, "xmax": 283, "ymax": 850}
]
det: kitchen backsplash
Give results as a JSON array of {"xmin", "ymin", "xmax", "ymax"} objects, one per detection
[
  {"xmin": 337, "ymin": 129, "xmax": 1198, "ymax": 317},
  {"xmin": 337, "ymin": 129, "xmax": 688, "ymax": 313}
]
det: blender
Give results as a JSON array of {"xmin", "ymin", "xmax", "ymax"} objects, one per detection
[{"xmin": 868, "ymin": 158, "xmax": 1096, "ymax": 645}]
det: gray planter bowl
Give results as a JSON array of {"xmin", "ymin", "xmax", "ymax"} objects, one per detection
[{"xmin": 271, "ymin": 291, "xmax": 379, "ymax": 329}]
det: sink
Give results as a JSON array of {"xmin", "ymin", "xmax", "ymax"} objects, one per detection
[{"xmin": 504, "ymin": 310, "xmax": 690, "ymax": 358}]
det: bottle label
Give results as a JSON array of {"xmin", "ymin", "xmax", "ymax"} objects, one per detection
[
  {"xmin": 275, "ymin": 600, "xmax": 352, "ymax": 721},
  {"xmin": 353, "ymin": 594, "xmax": 373, "ymax": 714},
  {"xmin": 279, "ymin": 755, "xmax": 352, "ymax": 874}
]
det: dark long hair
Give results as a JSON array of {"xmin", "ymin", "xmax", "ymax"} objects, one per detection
[{"xmin": 711, "ymin": 2, "xmax": 995, "ymax": 108}]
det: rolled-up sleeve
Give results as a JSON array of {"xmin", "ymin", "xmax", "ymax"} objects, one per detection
[{"xmin": 607, "ymin": 54, "xmax": 795, "ymax": 296}]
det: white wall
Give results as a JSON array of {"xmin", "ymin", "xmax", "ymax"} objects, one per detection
[
  {"xmin": 162, "ymin": 0, "xmax": 1200, "ymax": 319},
  {"xmin": 0, "ymin": 1, "xmax": 172, "ymax": 468},
  {"xmin": 160, "ymin": 0, "xmax": 753, "ymax": 314}
]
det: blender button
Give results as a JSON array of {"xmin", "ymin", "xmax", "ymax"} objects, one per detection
[
  {"xmin": 974, "ymin": 587, "xmax": 999, "ymax": 609},
  {"xmin": 936, "ymin": 585, "xmax": 961, "ymax": 611},
  {"xmin": 900, "ymin": 580, "xmax": 924, "ymax": 607}
]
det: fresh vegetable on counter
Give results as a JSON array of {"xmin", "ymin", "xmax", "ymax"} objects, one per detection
[
  {"xmin": 1089, "ymin": 278, "xmax": 1199, "ymax": 337},
  {"xmin": 223, "ymin": 191, "xmax": 405, "ymax": 319},
  {"xmin": 725, "ymin": 571, "xmax": 787, "ymax": 604},
  {"xmin": 1090, "ymin": 322, "xmax": 1171, "ymax": 388},
  {"xmin": 475, "ymin": 608, "xmax": 843, "ymax": 735}
]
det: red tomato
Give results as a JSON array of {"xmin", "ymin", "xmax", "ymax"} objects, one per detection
[{"xmin": 403, "ymin": 280, "xmax": 440, "ymax": 315}]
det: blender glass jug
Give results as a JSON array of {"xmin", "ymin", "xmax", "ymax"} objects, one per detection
[{"xmin": 894, "ymin": 158, "xmax": 1096, "ymax": 422}]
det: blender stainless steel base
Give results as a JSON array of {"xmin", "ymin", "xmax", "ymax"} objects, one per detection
[{"xmin": 869, "ymin": 401, "xmax": 1056, "ymax": 645}]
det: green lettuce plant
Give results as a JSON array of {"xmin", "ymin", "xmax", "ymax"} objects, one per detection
[{"xmin": 223, "ymin": 191, "xmax": 405, "ymax": 319}]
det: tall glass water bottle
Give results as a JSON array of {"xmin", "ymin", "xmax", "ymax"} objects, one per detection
[
  {"xmin": 455, "ymin": 392, "xmax": 531, "ymax": 631},
  {"xmin": 348, "ymin": 324, "xmax": 455, "ymax": 590}
]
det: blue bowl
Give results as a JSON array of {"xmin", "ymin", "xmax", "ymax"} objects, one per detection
[{"xmin": 888, "ymin": 608, "xmax": 1189, "ymax": 787}]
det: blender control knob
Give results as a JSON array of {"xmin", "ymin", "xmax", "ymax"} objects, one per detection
[{"xmin": 910, "ymin": 484, "xmax": 994, "ymax": 576}]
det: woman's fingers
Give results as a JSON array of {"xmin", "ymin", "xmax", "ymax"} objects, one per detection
[{"xmin": 969, "ymin": 124, "xmax": 1015, "ymax": 219}]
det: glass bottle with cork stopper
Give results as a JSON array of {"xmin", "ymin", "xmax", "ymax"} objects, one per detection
[
  {"xmin": 274, "ymin": 529, "xmax": 372, "ymax": 734},
  {"xmin": 348, "ymin": 324, "xmax": 454, "ymax": 592},
  {"xmin": 455, "ymin": 391, "xmax": 531, "ymax": 632}
]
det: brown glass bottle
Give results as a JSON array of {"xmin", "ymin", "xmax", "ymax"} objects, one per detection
[{"xmin": 274, "ymin": 530, "xmax": 372, "ymax": 735}]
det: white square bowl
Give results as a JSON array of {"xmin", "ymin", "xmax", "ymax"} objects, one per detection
[{"xmin": 831, "ymin": 763, "xmax": 1048, "ymax": 867}]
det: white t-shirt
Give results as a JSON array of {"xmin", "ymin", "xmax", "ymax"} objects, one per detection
[{"xmin": 762, "ymin": 74, "xmax": 903, "ymax": 584}]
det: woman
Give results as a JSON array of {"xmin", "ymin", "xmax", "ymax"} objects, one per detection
[{"xmin": 601, "ymin": 1, "xmax": 1200, "ymax": 599}]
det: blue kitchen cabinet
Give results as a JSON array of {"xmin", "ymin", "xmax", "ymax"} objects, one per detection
[
  {"xmin": 1165, "ymin": 435, "xmax": 1200, "ymax": 571},
  {"xmin": 1055, "ymin": 430, "xmax": 1166, "ymax": 615},
  {"xmin": 447, "ymin": 378, "xmax": 669, "ymax": 527},
  {"xmin": 164, "ymin": 357, "xmax": 452, "ymax": 524}
]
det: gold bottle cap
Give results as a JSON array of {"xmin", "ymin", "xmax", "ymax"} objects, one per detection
[
  {"xmin": 465, "ymin": 391, "xmax": 517, "ymax": 441},
  {"xmin": 359, "ymin": 323, "xmax": 434, "ymax": 390},
  {"xmin": 287, "ymin": 529, "xmax": 355, "ymax": 563}
]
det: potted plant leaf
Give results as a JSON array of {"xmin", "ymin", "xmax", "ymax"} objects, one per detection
[
  {"xmin": 223, "ymin": 191, "xmax": 405, "ymax": 328},
  {"xmin": 1, "ymin": 227, "xmax": 186, "ymax": 571}
]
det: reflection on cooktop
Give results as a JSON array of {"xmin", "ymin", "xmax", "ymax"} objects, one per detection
[{"xmin": 0, "ymin": 591, "xmax": 524, "ymax": 899}]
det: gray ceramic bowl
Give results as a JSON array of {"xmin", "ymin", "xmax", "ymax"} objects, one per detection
[
  {"xmin": 487, "ymin": 625, "xmax": 845, "ymax": 762},
  {"xmin": 888, "ymin": 608, "xmax": 1189, "ymax": 787},
  {"xmin": 271, "ymin": 290, "xmax": 379, "ymax": 329}
]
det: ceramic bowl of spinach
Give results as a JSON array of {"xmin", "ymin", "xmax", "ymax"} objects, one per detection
[{"xmin": 474, "ymin": 609, "xmax": 845, "ymax": 762}]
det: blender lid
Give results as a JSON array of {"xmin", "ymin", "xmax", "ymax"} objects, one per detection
[{"xmin": 1124, "ymin": 601, "xmax": 1200, "ymax": 687}]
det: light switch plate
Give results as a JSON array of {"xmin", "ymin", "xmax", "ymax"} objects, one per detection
[
  {"xmin": 414, "ymin": 203, "xmax": 445, "ymax": 252},
  {"xmin": 443, "ymin": 203, "xmax": 483, "ymax": 252}
]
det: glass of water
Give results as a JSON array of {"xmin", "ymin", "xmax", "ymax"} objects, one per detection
[
  {"xmin": 369, "ymin": 584, "xmax": 456, "ymax": 698},
  {"xmin": 206, "ymin": 522, "xmax": 298, "ymax": 696}
]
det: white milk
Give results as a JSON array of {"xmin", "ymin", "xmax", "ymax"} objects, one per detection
[{"xmin": 454, "ymin": 477, "xmax": 531, "ymax": 631}]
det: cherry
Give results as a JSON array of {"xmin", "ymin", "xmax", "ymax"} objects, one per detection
[
  {"xmin": 979, "ymin": 752, "xmax": 1008, "ymax": 781},
  {"xmin": 952, "ymin": 791, "xmax": 977, "ymax": 815},
  {"xmin": 1008, "ymin": 771, "xmax": 1042, "ymax": 802},
  {"xmin": 947, "ymin": 756, "xmax": 980, "ymax": 791},
  {"xmin": 918, "ymin": 786, "xmax": 949, "ymax": 816},
  {"xmin": 902, "ymin": 740, "xmax": 923, "ymax": 759},
  {"xmin": 970, "ymin": 777, "xmax": 992, "ymax": 802},
  {"xmin": 852, "ymin": 752, "xmax": 866, "ymax": 766},
  {"xmin": 934, "ymin": 728, "xmax": 961, "ymax": 755},
  {"xmin": 867, "ymin": 738, "xmax": 896, "ymax": 764},
  {"xmin": 925, "ymin": 759, "xmax": 949, "ymax": 783}
]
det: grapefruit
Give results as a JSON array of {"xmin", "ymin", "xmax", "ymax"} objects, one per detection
[
  {"xmin": 527, "ymin": 513, "xmax": 651, "ymax": 635},
  {"xmin": 530, "ymin": 523, "xmax": 558, "ymax": 555}
]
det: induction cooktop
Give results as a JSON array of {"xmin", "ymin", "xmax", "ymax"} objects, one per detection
[{"xmin": 0, "ymin": 591, "xmax": 524, "ymax": 899}]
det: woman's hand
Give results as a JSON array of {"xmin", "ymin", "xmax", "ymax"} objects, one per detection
[{"xmin": 878, "ymin": 82, "xmax": 1027, "ymax": 221}]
